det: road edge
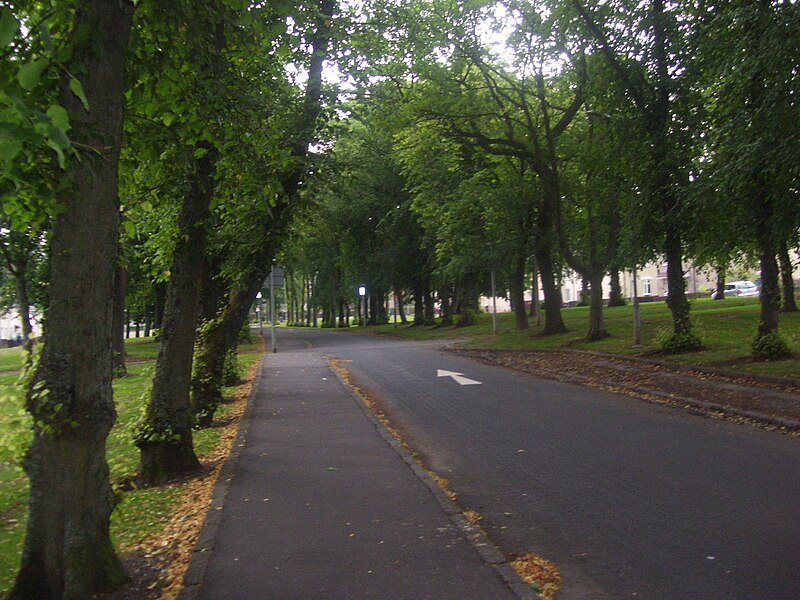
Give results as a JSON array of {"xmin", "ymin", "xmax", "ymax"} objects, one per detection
[
  {"xmin": 327, "ymin": 358, "xmax": 540, "ymax": 600},
  {"xmin": 177, "ymin": 354, "xmax": 266, "ymax": 600}
]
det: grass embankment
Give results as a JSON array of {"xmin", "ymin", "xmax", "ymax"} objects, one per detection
[
  {"xmin": 0, "ymin": 336, "xmax": 263, "ymax": 596},
  {"xmin": 369, "ymin": 296, "xmax": 800, "ymax": 378}
]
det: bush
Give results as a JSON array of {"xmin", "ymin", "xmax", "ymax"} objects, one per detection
[
  {"xmin": 659, "ymin": 330, "xmax": 703, "ymax": 354},
  {"xmin": 221, "ymin": 349, "xmax": 243, "ymax": 386},
  {"xmin": 238, "ymin": 321, "xmax": 252, "ymax": 343},
  {"xmin": 751, "ymin": 332, "xmax": 792, "ymax": 360}
]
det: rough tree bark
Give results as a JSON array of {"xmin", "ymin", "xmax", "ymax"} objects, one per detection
[
  {"xmin": 191, "ymin": 263, "xmax": 266, "ymax": 425},
  {"xmin": 714, "ymin": 265, "xmax": 726, "ymax": 300},
  {"xmin": 511, "ymin": 253, "xmax": 529, "ymax": 330},
  {"xmin": 10, "ymin": 2, "xmax": 134, "ymax": 598},
  {"xmin": 607, "ymin": 265, "xmax": 626, "ymax": 307},
  {"xmin": 136, "ymin": 148, "xmax": 215, "ymax": 485},
  {"xmin": 753, "ymin": 183, "xmax": 782, "ymax": 338}
]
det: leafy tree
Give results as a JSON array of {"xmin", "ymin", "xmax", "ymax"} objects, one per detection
[
  {"xmin": 188, "ymin": 0, "xmax": 336, "ymax": 424},
  {"xmin": 699, "ymin": 0, "xmax": 799, "ymax": 357},
  {"xmin": 572, "ymin": 0, "xmax": 705, "ymax": 351},
  {"xmin": 5, "ymin": 1, "xmax": 136, "ymax": 597}
]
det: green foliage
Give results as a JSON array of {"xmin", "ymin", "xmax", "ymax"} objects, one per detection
[
  {"xmin": 659, "ymin": 330, "xmax": 704, "ymax": 355},
  {"xmin": 751, "ymin": 332, "xmax": 792, "ymax": 361},
  {"xmin": 0, "ymin": 379, "xmax": 31, "ymax": 470},
  {"xmin": 221, "ymin": 348, "xmax": 243, "ymax": 386},
  {"xmin": 1, "ymin": 335, "xmax": 263, "ymax": 595}
]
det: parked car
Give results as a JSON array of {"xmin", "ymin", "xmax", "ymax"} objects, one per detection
[{"xmin": 711, "ymin": 280, "xmax": 760, "ymax": 299}]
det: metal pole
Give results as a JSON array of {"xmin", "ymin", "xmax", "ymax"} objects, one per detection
[
  {"xmin": 491, "ymin": 268, "xmax": 498, "ymax": 335},
  {"xmin": 632, "ymin": 269, "xmax": 641, "ymax": 346},
  {"xmin": 270, "ymin": 267, "xmax": 277, "ymax": 353}
]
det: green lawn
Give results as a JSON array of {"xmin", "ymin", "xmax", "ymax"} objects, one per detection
[
  {"xmin": 368, "ymin": 296, "xmax": 800, "ymax": 378},
  {"xmin": 0, "ymin": 336, "xmax": 263, "ymax": 595}
]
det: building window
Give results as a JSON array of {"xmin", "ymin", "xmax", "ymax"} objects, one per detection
[{"xmin": 642, "ymin": 277, "xmax": 652, "ymax": 296}]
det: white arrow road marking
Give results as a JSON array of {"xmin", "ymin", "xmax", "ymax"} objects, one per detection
[{"xmin": 437, "ymin": 369, "xmax": 482, "ymax": 386}]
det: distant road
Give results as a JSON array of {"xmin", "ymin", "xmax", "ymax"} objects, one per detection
[{"xmin": 285, "ymin": 328, "xmax": 800, "ymax": 599}]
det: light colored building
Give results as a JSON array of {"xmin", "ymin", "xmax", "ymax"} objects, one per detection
[
  {"xmin": 481, "ymin": 252, "xmax": 799, "ymax": 312},
  {"xmin": 0, "ymin": 309, "xmax": 41, "ymax": 346}
]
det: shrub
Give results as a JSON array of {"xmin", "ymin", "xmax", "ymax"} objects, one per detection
[
  {"xmin": 660, "ymin": 330, "xmax": 703, "ymax": 354},
  {"xmin": 221, "ymin": 349, "xmax": 243, "ymax": 386},
  {"xmin": 751, "ymin": 332, "xmax": 792, "ymax": 360}
]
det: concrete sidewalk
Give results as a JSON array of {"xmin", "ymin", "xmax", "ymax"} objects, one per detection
[{"xmin": 180, "ymin": 332, "xmax": 531, "ymax": 600}]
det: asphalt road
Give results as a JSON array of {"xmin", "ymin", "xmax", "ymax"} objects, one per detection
[{"xmin": 282, "ymin": 327, "xmax": 800, "ymax": 600}]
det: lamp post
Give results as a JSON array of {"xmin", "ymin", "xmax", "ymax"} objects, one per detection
[
  {"xmin": 632, "ymin": 269, "xmax": 641, "ymax": 346},
  {"xmin": 490, "ymin": 269, "xmax": 498, "ymax": 335},
  {"xmin": 270, "ymin": 265, "xmax": 277, "ymax": 353},
  {"xmin": 255, "ymin": 292, "xmax": 263, "ymax": 334},
  {"xmin": 358, "ymin": 285, "xmax": 366, "ymax": 326}
]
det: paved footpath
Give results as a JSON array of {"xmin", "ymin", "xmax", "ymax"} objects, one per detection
[{"xmin": 180, "ymin": 332, "xmax": 528, "ymax": 600}]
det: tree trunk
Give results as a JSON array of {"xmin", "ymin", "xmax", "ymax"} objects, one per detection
[
  {"xmin": 663, "ymin": 228, "xmax": 692, "ymax": 335},
  {"xmin": 754, "ymin": 188, "xmax": 781, "ymax": 339},
  {"xmin": 189, "ymin": 262, "xmax": 229, "ymax": 427},
  {"xmin": 453, "ymin": 281, "xmax": 480, "ymax": 327},
  {"xmin": 577, "ymin": 275, "xmax": 590, "ymax": 306},
  {"xmin": 423, "ymin": 289, "xmax": 436, "ymax": 325},
  {"xmin": 534, "ymin": 172, "xmax": 567, "ymax": 335},
  {"xmin": 714, "ymin": 265, "xmax": 726, "ymax": 300},
  {"xmin": 529, "ymin": 257, "xmax": 540, "ymax": 322},
  {"xmin": 607, "ymin": 265, "xmax": 625, "ymax": 307},
  {"xmin": 778, "ymin": 241, "xmax": 797, "ymax": 312},
  {"xmin": 4, "ymin": 245, "xmax": 34, "ymax": 357},
  {"xmin": 511, "ymin": 254, "xmax": 529, "ymax": 330},
  {"xmin": 10, "ymin": 3, "xmax": 134, "ymax": 598},
  {"xmin": 652, "ymin": 0, "xmax": 697, "ymax": 349},
  {"xmin": 413, "ymin": 287, "xmax": 425, "ymax": 325},
  {"xmin": 439, "ymin": 285, "xmax": 453, "ymax": 326},
  {"xmin": 136, "ymin": 148, "xmax": 216, "ymax": 485},
  {"xmin": 586, "ymin": 271, "xmax": 609, "ymax": 341},
  {"xmin": 192, "ymin": 265, "xmax": 267, "ymax": 425},
  {"xmin": 536, "ymin": 246, "xmax": 567, "ymax": 335},
  {"xmin": 397, "ymin": 293, "xmax": 407, "ymax": 324},
  {"xmin": 111, "ymin": 262, "xmax": 127, "ymax": 376},
  {"xmin": 153, "ymin": 281, "xmax": 166, "ymax": 330}
]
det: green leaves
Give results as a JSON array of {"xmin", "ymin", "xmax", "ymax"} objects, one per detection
[
  {"xmin": 45, "ymin": 104, "xmax": 70, "ymax": 132},
  {"xmin": 69, "ymin": 77, "xmax": 89, "ymax": 111},
  {"xmin": 0, "ymin": 8, "xmax": 19, "ymax": 47},
  {"xmin": 17, "ymin": 60, "xmax": 46, "ymax": 91}
]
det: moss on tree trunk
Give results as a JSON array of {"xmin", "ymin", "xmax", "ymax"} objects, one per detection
[
  {"xmin": 137, "ymin": 149, "xmax": 216, "ymax": 485},
  {"xmin": 10, "ymin": 2, "xmax": 134, "ymax": 597}
]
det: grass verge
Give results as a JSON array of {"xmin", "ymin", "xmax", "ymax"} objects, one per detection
[
  {"xmin": 367, "ymin": 297, "xmax": 800, "ymax": 379},
  {"xmin": 0, "ymin": 334, "xmax": 263, "ymax": 597}
]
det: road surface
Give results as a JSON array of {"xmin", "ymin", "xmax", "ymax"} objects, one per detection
[{"xmin": 281, "ymin": 328, "xmax": 800, "ymax": 599}]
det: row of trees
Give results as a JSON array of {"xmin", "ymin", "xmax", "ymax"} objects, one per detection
[
  {"xmin": 1, "ymin": 0, "xmax": 334, "ymax": 597},
  {"xmin": 0, "ymin": 0, "xmax": 798, "ymax": 597},
  {"xmin": 281, "ymin": 0, "xmax": 799, "ymax": 354}
]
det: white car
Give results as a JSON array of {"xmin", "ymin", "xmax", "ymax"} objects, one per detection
[{"xmin": 711, "ymin": 280, "xmax": 760, "ymax": 299}]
